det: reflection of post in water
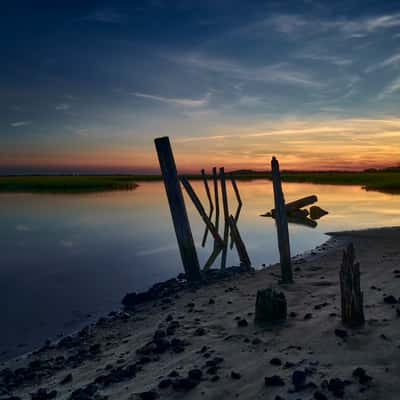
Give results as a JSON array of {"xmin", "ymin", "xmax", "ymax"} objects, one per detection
[{"xmin": 212, "ymin": 167, "xmax": 220, "ymax": 252}]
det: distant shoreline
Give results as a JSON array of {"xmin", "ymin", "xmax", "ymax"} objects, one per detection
[{"xmin": 1, "ymin": 170, "xmax": 400, "ymax": 193}]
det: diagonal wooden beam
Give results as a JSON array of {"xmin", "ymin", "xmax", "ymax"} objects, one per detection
[{"xmin": 201, "ymin": 169, "xmax": 214, "ymax": 247}]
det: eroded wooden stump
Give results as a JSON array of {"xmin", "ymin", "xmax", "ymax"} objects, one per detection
[
  {"xmin": 340, "ymin": 243, "xmax": 365, "ymax": 327},
  {"xmin": 255, "ymin": 288, "xmax": 287, "ymax": 323}
]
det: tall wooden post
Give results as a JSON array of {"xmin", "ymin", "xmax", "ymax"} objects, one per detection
[
  {"xmin": 154, "ymin": 137, "xmax": 201, "ymax": 282},
  {"xmin": 220, "ymin": 167, "xmax": 229, "ymax": 269},
  {"xmin": 271, "ymin": 157, "xmax": 293, "ymax": 284},
  {"xmin": 201, "ymin": 169, "xmax": 214, "ymax": 247}
]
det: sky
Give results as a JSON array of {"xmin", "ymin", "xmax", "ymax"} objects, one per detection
[{"xmin": 2, "ymin": 0, "xmax": 400, "ymax": 173}]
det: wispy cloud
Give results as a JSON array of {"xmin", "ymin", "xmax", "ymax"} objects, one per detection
[
  {"xmin": 378, "ymin": 76, "xmax": 400, "ymax": 99},
  {"xmin": 55, "ymin": 103, "xmax": 70, "ymax": 111},
  {"xmin": 10, "ymin": 121, "xmax": 31, "ymax": 127},
  {"xmin": 365, "ymin": 53, "xmax": 400, "ymax": 73},
  {"xmin": 82, "ymin": 8, "xmax": 125, "ymax": 24},
  {"xmin": 133, "ymin": 92, "xmax": 210, "ymax": 107},
  {"xmin": 178, "ymin": 53, "xmax": 323, "ymax": 88}
]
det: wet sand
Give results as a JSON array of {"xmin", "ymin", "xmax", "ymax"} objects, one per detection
[{"xmin": 2, "ymin": 227, "xmax": 400, "ymax": 400}]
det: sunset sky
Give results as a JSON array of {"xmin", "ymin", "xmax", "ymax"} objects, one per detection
[{"xmin": 2, "ymin": 1, "xmax": 400, "ymax": 173}]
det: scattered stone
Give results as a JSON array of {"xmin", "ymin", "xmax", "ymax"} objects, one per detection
[
  {"xmin": 31, "ymin": 388, "xmax": 57, "ymax": 400},
  {"xmin": 314, "ymin": 391, "xmax": 328, "ymax": 400},
  {"xmin": 292, "ymin": 370, "xmax": 306, "ymax": 390},
  {"xmin": 304, "ymin": 313, "xmax": 313, "ymax": 320},
  {"xmin": 264, "ymin": 375, "xmax": 285, "ymax": 387},
  {"xmin": 237, "ymin": 318, "xmax": 248, "ymax": 327},
  {"xmin": 158, "ymin": 379, "xmax": 172, "ymax": 389},
  {"xmin": 334, "ymin": 328, "xmax": 348, "ymax": 339},
  {"xmin": 270, "ymin": 357, "xmax": 282, "ymax": 366},
  {"xmin": 188, "ymin": 369, "xmax": 202, "ymax": 381},
  {"xmin": 383, "ymin": 295, "xmax": 398, "ymax": 305},
  {"xmin": 59, "ymin": 373, "xmax": 73, "ymax": 385},
  {"xmin": 138, "ymin": 390, "xmax": 158, "ymax": 400},
  {"xmin": 194, "ymin": 327, "xmax": 206, "ymax": 336},
  {"xmin": 231, "ymin": 371, "xmax": 241, "ymax": 380},
  {"xmin": 352, "ymin": 367, "xmax": 372, "ymax": 384}
]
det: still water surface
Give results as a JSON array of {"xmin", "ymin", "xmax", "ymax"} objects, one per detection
[{"xmin": 2, "ymin": 180, "xmax": 400, "ymax": 359}]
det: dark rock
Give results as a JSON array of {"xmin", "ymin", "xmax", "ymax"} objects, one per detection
[
  {"xmin": 168, "ymin": 370, "xmax": 179, "ymax": 377},
  {"xmin": 208, "ymin": 299, "xmax": 215, "ymax": 305},
  {"xmin": 158, "ymin": 379, "xmax": 172, "ymax": 389},
  {"xmin": 193, "ymin": 327, "xmax": 206, "ymax": 336},
  {"xmin": 60, "ymin": 373, "xmax": 73, "ymax": 385},
  {"xmin": 270, "ymin": 357, "xmax": 282, "ymax": 366},
  {"xmin": 292, "ymin": 370, "xmax": 307, "ymax": 390},
  {"xmin": 188, "ymin": 369, "xmax": 202, "ymax": 381},
  {"xmin": 334, "ymin": 328, "xmax": 348, "ymax": 339},
  {"xmin": 383, "ymin": 295, "xmax": 398, "ymax": 305},
  {"xmin": 314, "ymin": 391, "xmax": 328, "ymax": 400},
  {"xmin": 352, "ymin": 367, "xmax": 372, "ymax": 384},
  {"xmin": 172, "ymin": 378, "xmax": 199, "ymax": 391},
  {"xmin": 30, "ymin": 388, "xmax": 57, "ymax": 400},
  {"xmin": 304, "ymin": 313, "xmax": 313, "ymax": 320},
  {"xmin": 138, "ymin": 390, "xmax": 158, "ymax": 400},
  {"xmin": 327, "ymin": 378, "xmax": 346, "ymax": 398},
  {"xmin": 237, "ymin": 318, "xmax": 248, "ymax": 327},
  {"xmin": 230, "ymin": 371, "xmax": 241, "ymax": 380},
  {"xmin": 265, "ymin": 375, "xmax": 285, "ymax": 386}
]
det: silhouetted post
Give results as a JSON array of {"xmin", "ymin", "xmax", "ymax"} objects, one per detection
[
  {"xmin": 228, "ymin": 215, "xmax": 251, "ymax": 269},
  {"xmin": 229, "ymin": 174, "xmax": 242, "ymax": 249},
  {"xmin": 340, "ymin": 243, "xmax": 365, "ymax": 327},
  {"xmin": 271, "ymin": 157, "xmax": 293, "ymax": 283},
  {"xmin": 154, "ymin": 137, "xmax": 201, "ymax": 282},
  {"xmin": 201, "ymin": 169, "xmax": 214, "ymax": 247},
  {"xmin": 212, "ymin": 167, "xmax": 220, "ymax": 251},
  {"xmin": 220, "ymin": 167, "xmax": 229, "ymax": 269}
]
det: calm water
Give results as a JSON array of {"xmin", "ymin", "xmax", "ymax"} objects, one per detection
[{"xmin": 2, "ymin": 180, "xmax": 400, "ymax": 360}]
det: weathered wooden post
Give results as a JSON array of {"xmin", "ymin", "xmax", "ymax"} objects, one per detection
[
  {"xmin": 220, "ymin": 167, "xmax": 229, "ymax": 269},
  {"xmin": 201, "ymin": 169, "xmax": 214, "ymax": 247},
  {"xmin": 228, "ymin": 215, "xmax": 251, "ymax": 269},
  {"xmin": 212, "ymin": 167, "xmax": 220, "ymax": 251},
  {"xmin": 229, "ymin": 174, "xmax": 242, "ymax": 249},
  {"xmin": 340, "ymin": 243, "xmax": 365, "ymax": 327},
  {"xmin": 271, "ymin": 157, "xmax": 293, "ymax": 284},
  {"xmin": 154, "ymin": 137, "xmax": 201, "ymax": 282}
]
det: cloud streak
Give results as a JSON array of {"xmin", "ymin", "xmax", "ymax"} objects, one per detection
[{"xmin": 133, "ymin": 92, "xmax": 210, "ymax": 107}]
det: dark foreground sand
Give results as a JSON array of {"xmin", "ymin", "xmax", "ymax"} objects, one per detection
[{"xmin": 2, "ymin": 227, "xmax": 400, "ymax": 400}]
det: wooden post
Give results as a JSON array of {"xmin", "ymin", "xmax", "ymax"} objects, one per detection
[
  {"xmin": 154, "ymin": 137, "xmax": 201, "ymax": 282},
  {"xmin": 229, "ymin": 174, "xmax": 242, "ymax": 249},
  {"xmin": 201, "ymin": 169, "xmax": 214, "ymax": 247},
  {"xmin": 180, "ymin": 177, "xmax": 224, "ymax": 247},
  {"xmin": 255, "ymin": 289, "xmax": 287, "ymax": 323},
  {"xmin": 220, "ymin": 167, "xmax": 229, "ymax": 269},
  {"xmin": 340, "ymin": 243, "xmax": 365, "ymax": 327},
  {"xmin": 271, "ymin": 157, "xmax": 293, "ymax": 284},
  {"xmin": 228, "ymin": 215, "xmax": 251, "ymax": 269},
  {"xmin": 212, "ymin": 167, "xmax": 220, "ymax": 251}
]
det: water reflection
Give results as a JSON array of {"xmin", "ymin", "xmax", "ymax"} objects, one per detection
[{"xmin": 2, "ymin": 180, "xmax": 400, "ymax": 359}]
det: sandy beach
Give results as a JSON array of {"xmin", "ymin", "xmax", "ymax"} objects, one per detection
[{"xmin": 2, "ymin": 227, "xmax": 400, "ymax": 400}]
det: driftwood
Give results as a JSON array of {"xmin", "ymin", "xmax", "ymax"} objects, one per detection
[
  {"xmin": 340, "ymin": 243, "xmax": 365, "ymax": 327},
  {"xmin": 310, "ymin": 205, "xmax": 328, "ymax": 220},
  {"xmin": 255, "ymin": 288, "xmax": 287, "ymax": 323},
  {"xmin": 265, "ymin": 195, "xmax": 317, "ymax": 217}
]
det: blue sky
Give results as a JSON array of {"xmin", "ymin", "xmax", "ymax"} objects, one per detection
[{"xmin": 2, "ymin": 1, "xmax": 400, "ymax": 172}]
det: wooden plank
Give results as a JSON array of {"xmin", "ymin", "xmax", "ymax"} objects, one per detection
[
  {"xmin": 229, "ymin": 174, "xmax": 243, "ymax": 249},
  {"xmin": 180, "ymin": 176, "xmax": 224, "ymax": 247},
  {"xmin": 228, "ymin": 215, "xmax": 251, "ymax": 269},
  {"xmin": 220, "ymin": 167, "xmax": 229, "ymax": 269},
  {"xmin": 271, "ymin": 156, "xmax": 293, "ymax": 284},
  {"xmin": 154, "ymin": 137, "xmax": 201, "ymax": 282},
  {"xmin": 212, "ymin": 167, "xmax": 220, "ymax": 251},
  {"xmin": 201, "ymin": 169, "xmax": 214, "ymax": 247}
]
